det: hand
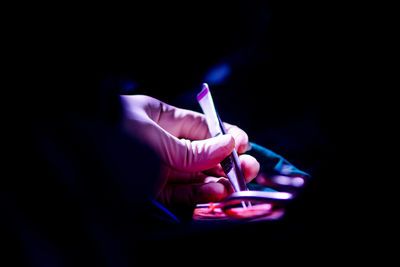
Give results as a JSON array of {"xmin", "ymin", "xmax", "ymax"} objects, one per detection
[{"xmin": 120, "ymin": 95, "xmax": 260, "ymax": 208}]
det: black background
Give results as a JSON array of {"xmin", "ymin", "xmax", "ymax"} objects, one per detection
[
  {"xmin": 4, "ymin": 0, "xmax": 382, "ymax": 264},
  {"xmin": 98, "ymin": 1, "xmax": 361, "ymax": 253}
]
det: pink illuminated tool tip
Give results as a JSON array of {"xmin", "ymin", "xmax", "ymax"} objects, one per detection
[{"xmin": 197, "ymin": 83, "xmax": 209, "ymax": 101}]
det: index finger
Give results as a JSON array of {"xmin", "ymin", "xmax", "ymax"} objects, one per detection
[
  {"xmin": 157, "ymin": 102, "xmax": 250, "ymax": 151},
  {"xmin": 141, "ymin": 96, "xmax": 250, "ymax": 151}
]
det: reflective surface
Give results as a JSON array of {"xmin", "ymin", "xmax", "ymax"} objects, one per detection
[{"xmin": 193, "ymin": 190, "xmax": 293, "ymax": 220}]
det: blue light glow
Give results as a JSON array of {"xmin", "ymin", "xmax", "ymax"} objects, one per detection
[{"xmin": 204, "ymin": 63, "xmax": 231, "ymax": 85}]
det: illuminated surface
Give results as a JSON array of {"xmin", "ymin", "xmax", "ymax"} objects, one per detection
[{"xmin": 193, "ymin": 202, "xmax": 284, "ymax": 221}]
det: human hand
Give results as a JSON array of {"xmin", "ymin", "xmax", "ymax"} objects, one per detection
[{"xmin": 120, "ymin": 95, "xmax": 260, "ymax": 208}]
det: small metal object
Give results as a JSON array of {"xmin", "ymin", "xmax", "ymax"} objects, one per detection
[
  {"xmin": 197, "ymin": 83, "xmax": 247, "ymax": 192},
  {"xmin": 195, "ymin": 190, "xmax": 293, "ymax": 219}
]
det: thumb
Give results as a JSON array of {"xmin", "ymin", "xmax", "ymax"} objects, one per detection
[
  {"xmin": 165, "ymin": 133, "xmax": 235, "ymax": 172},
  {"xmin": 124, "ymin": 113, "xmax": 235, "ymax": 172}
]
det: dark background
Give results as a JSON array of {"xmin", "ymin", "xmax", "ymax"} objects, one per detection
[
  {"xmin": 108, "ymin": 0, "xmax": 348, "ymax": 225},
  {"xmin": 4, "ymin": 0, "xmax": 378, "ymax": 264},
  {"xmin": 95, "ymin": 0, "xmax": 358, "ymax": 252}
]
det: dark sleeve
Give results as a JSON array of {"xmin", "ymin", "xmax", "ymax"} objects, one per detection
[
  {"xmin": 246, "ymin": 142, "xmax": 311, "ymax": 192},
  {"xmin": 248, "ymin": 142, "xmax": 311, "ymax": 178}
]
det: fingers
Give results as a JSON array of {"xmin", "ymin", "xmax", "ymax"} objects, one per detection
[
  {"xmin": 157, "ymin": 177, "xmax": 231, "ymax": 207},
  {"xmin": 224, "ymin": 123, "xmax": 249, "ymax": 154},
  {"xmin": 121, "ymin": 95, "xmax": 249, "ymax": 147},
  {"xmin": 121, "ymin": 95, "xmax": 252, "ymax": 173},
  {"xmin": 175, "ymin": 134, "xmax": 235, "ymax": 172},
  {"xmin": 193, "ymin": 180, "xmax": 230, "ymax": 203},
  {"xmin": 164, "ymin": 169, "xmax": 207, "ymax": 184},
  {"xmin": 203, "ymin": 154, "xmax": 260, "ymax": 183},
  {"xmin": 158, "ymin": 106, "xmax": 211, "ymax": 141},
  {"xmin": 158, "ymin": 104, "xmax": 251, "ymax": 152},
  {"xmin": 122, "ymin": 102, "xmax": 235, "ymax": 172},
  {"xmin": 239, "ymin": 154, "xmax": 260, "ymax": 183},
  {"xmin": 158, "ymin": 153, "xmax": 259, "ymax": 208},
  {"xmin": 121, "ymin": 95, "xmax": 211, "ymax": 140}
]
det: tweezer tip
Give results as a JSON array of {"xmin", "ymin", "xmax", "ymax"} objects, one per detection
[{"xmin": 197, "ymin": 83, "xmax": 210, "ymax": 101}]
